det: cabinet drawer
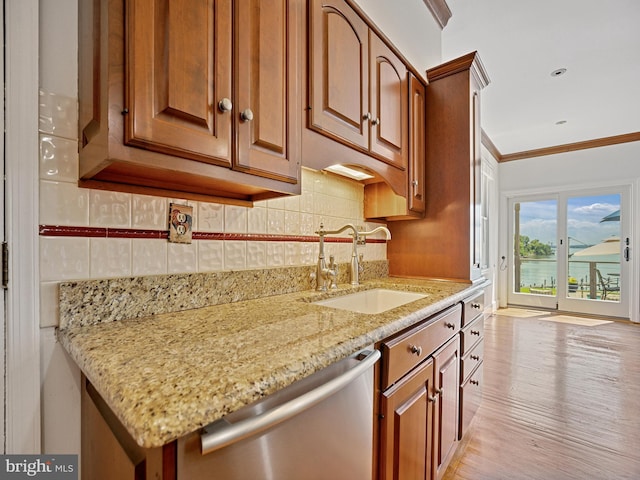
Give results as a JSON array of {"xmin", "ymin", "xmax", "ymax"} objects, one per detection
[
  {"xmin": 460, "ymin": 315, "xmax": 484, "ymax": 355},
  {"xmin": 462, "ymin": 290, "xmax": 485, "ymax": 327},
  {"xmin": 461, "ymin": 339, "xmax": 484, "ymax": 381},
  {"xmin": 459, "ymin": 362, "xmax": 483, "ymax": 440},
  {"xmin": 381, "ymin": 304, "xmax": 461, "ymax": 389}
]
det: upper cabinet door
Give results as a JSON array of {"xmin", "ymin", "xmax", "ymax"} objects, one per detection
[
  {"xmin": 234, "ymin": 0, "xmax": 301, "ymax": 184},
  {"xmin": 408, "ymin": 74, "xmax": 426, "ymax": 214},
  {"xmin": 369, "ymin": 33, "xmax": 408, "ymax": 169},
  {"xmin": 308, "ymin": 0, "xmax": 369, "ymax": 151},
  {"xmin": 125, "ymin": 0, "xmax": 233, "ymax": 167}
]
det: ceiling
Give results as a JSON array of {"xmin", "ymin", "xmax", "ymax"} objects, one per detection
[{"xmin": 439, "ymin": 0, "xmax": 640, "ymax": 161}]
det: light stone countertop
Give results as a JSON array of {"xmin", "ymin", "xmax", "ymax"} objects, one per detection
[{"xmin": 58, "ymin": 277, "xmax": 484, "ymax": 448}]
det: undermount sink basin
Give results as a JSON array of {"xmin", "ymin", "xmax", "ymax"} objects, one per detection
[{"xmin": 312, "ymin": 288, "xmax": 427, "ymax": 315}]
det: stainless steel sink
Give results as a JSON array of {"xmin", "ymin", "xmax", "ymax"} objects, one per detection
[{"xmin": 312, "ymin": 288, "xmax": 427, "ymax": 314}]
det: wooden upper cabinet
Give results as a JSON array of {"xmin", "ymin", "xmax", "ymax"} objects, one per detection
[
  {"xmin": 125, "ymin": 0, "xmax": 233, "ymax": 167},
  {"xmin": 234, "ymin": 0, "xmax": 300, "ymax": 183},
  {"xmin": 308, "ymin": 0, "xmax": 407, "ymax": 168},
  {"xmin": 308, "ymin": 0, "xmax": 369, "ymax": 150},
  {"xmin": 408, "ymin": 73, "xmax": 426, "ymax": 214},
  {"xmin": 369, "ymin": 33, "xmax": 408, "ymax": 170},
  {"xmin": 79, "ymin": 0, "xmax": 301, "ymax": 204}
]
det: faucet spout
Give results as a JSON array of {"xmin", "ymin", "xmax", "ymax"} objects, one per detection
[{"xmin": 358, "ymin": 226, "xmax": 391, "ymax": 240}]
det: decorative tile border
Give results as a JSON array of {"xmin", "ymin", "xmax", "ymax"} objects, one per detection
[{"xmin": 39, "ymin": 225, "xmax": 387, "ymax": 243}]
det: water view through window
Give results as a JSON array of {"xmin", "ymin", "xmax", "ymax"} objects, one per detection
[{"xmin": 513, "ymin": 194, "xmax": 621, "ymax": 302}]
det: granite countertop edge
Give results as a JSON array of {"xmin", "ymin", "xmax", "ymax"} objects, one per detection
[{"xmin": 58, "ymin": 277, "xmax": 487, "ymax": 449}]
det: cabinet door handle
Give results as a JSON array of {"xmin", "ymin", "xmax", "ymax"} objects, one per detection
[
  {"xmin": 470, "ymin": 379, "xmax": 480, "ymax": 386},
  {"xmin": 217, "ymin": 98, "xmax": 233, "ymax": 113},
  {"xmin": 470, "ymin": 330, "xmax": 480, "ymax": 336},
  {"xmin": 240, "ymin": 108, "xmax": 254, "ymax": 122},
  {"xmin": 409, "ymin": 344, "xmax": 422, "ymax": 356},
  {"xmin": 445, "ymin": 322, "xmax": 456, "ymax": 330},
  {"xmin": 470, "ymin": 354, "xmax": 480, "ymax": 361}
]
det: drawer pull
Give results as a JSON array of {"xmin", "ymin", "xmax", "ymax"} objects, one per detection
[
  {"xmin": 470, "ymin": 379, "xmax": 480, "ymax": 386},
  {"xmin": 472, "ymin": 303, "xmax": 481, "ymax": 309},
  {"xmin": 470, "ymin": 354, "xmax": 480, "ymax": 361},
  {"xmin": 470, "ymin": 330, "xmax": 481, "ymax": 336},
  {"xmin": 444, "ymin": 322, "xmax": 456, "ymax": 330},
  {"xmin": 409, "ymin": 344, "xmax": 423, "ymax": 356}
]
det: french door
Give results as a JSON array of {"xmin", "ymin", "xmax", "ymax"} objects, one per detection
[{"xmin": 508, "ymin": 186, "xmax": 631, "ymax": 318}]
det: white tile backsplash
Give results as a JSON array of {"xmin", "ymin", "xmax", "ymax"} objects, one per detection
[
  {"xmin": 132, "ymin": 195, "xmax": 168, "ymax": 230},
  {"xmin": 90, "ymin": 191, "xmax": 131, "ymax": 228},
  {"xmin": 198, "ymin": 241, "xmax": 224, "ymax": 272},
  {"xmin": 224, "ymin": 205, "xmax": 248, "ymax": 233},
  {"xmin": 39, "ymin": 134, "xmax": 78, "ymax": 182},
  {"xmin": 167, "ymin": 242, "xmax": 198, "ymax": 274},
  {"xmin": 38, "ymin": 90, "xmax": 78, "ymax": 140},
  {"xmin": 246, "ymin": 241, "xmax": 267, "ymax": 269},
  {"xmin": 132, "ymin": 239, "xmax": 168, "ymax": 276},
  {"xmin": 247, "ymin": 206, "xmax": 267, "ymax": 234},
  {"xmin": 224, "ymin": 241, "xmax": 247, "ymax": 270},
  {"xmin": 40, "ymin": 180, "xmax": 90, "ymax": 226},
  {"xmin": 198, "ymin": 203, "xmax": 224, "ymax": 232},
  {"xmin": 40, "ymin": 237, "xmax": 90, "ymax": 281},
  {"xmin": 90, "ymin": 238, "xmax": 132, "ymax": 278}
]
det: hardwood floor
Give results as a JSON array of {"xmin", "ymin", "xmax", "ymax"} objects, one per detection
[{"xmin": 443, "ymin": 310, "xmax": 640, "ymax": 480}]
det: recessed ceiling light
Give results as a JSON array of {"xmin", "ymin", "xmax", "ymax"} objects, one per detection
[
  {"xmin": 555, "ymin": 120, "xmax": 567, "ymax": 125},
  {"xmin": 551, "ymin": 68, "xmax": 567, "ymax": 77}
]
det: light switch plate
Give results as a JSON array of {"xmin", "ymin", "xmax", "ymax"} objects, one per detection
[{"xmin": 168, "ymin": 203, "xmax": 193, "ymax": 244}]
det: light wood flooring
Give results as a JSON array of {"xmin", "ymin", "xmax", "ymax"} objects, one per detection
[{"xmin": 443, "ymin": 309, "xmax": 640, "ymax": 480}]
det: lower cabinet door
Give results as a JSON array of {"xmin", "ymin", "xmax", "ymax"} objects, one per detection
[
  {"xmin": 380, "ymin": 357, "xmax": 435, "ymax": 480},
  {"xmin": 433, "ymin": 335, "xmax": 460, "ymax": 480},
  {"xmin": 459, "ymin": 361, "xmax": 483, "ymax": 439}
]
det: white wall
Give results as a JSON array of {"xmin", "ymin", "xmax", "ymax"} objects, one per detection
[
  {"xmin": 352, "ymin": 0, "xmax": 442, "ymax": 73},
  {"xmin": 498, "ymin": 141, "xmax": 640, "ymax": 321}
]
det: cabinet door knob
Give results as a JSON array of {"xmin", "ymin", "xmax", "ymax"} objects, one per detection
[
  {"xmin": 371, "ymin": 117, "xmax": 380, "ymax": 126},
  {"xmin": 218, "ymin": 98, "xmax": 233, "ymax": 113},
  {"xmin": 363, "ymin": 112, "xmax": 372, "ymax": 121},
  {"xmin": 409, "ymin": 344, "xmax": 422, "ymax": 356},
  {"xmin": 470, "ymin": 354, "xmax": 480, "ymax": 361},
  {"xmin": 428, "ymin": 394, "xmax": 438, "ymax": 403},
  {"xmin": 470, "ymin": 379, "xmax": 480, "ymax": 386},
  {"xmin": 240, "ymin": 108, "xmax": 254, "ymax": 122},
  {"xmin": 436, "ymin": 387, "xmax": 444, "ymax": 395},
  {"xmin": 472, "ymin": 303, "xmax": 481, "ymax": 309},
  {"xmin": 470, "ymin": 330, "xmax": 480, "ymax": 336}
]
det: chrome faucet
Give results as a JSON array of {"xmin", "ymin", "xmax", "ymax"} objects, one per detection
[
  {"xmin": 353, "ymin": 226, "xmax": 391, "ymax": 285},
  {"xmin": 314, "ymin": 223, "xmax": 391, "ymax": 290}
]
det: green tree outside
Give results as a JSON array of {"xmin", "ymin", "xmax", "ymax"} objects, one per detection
[{"xmin": 519, "ymin": 235, "xmax": 553, "ymax": 257}]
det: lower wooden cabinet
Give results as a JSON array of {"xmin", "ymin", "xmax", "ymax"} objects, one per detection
[
  {"xmin": 432, "ymin": 336, "xmax": 460, "ymax": 480},
  {"xmin": 379, "ymin": 357, "xmax": 435, "ymax": 480},
  {"xmin": 378, "ymin": 305, "xmax": 464, "ymax": 480}
]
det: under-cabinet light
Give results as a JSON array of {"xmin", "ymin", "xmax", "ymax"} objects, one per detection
[{"xmin": 325, "ymin": 164, "xmax": 375, "ymax": 181}]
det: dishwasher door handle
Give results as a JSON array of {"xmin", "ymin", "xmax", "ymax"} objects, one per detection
[{"xmin": 200, "ymin": 349, "xmax": 380, "ymax": 455}]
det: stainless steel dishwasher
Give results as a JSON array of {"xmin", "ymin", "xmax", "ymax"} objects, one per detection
[{"xmin": 177, "ymin": 348, "xmax": 380, "ymax": 480}]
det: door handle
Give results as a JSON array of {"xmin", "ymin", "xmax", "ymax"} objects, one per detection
[{"xmin": 200, "ymin": 349, "xmax": 380, "ymax": 455}]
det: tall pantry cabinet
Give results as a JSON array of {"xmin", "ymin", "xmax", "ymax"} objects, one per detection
[{"xmin": 388, "ymin": 51, "xmax": 490, "ymax": 283}]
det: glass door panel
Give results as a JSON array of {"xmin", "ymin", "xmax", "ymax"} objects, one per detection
[
  {"xmin": 508, "ymin": 197, "xmax": 558, "ymax": 309},
  {"xmin": 560, "ymin": 191, "xmax": 629, "ymax": 317}
]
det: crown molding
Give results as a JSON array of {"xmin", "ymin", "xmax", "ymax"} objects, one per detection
[
  {"xmin": 494, "ymin": 131, "xmax": 640, "ymax": 163},
  {"xmin": 422, "ymin": 0, "xmax": 452, "ymax": 29}
]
